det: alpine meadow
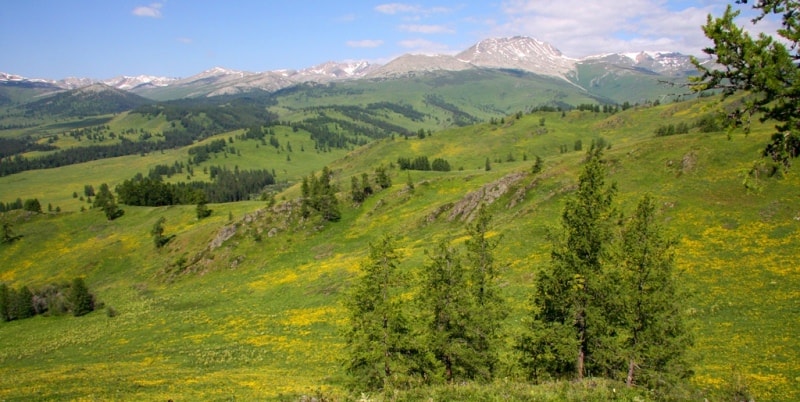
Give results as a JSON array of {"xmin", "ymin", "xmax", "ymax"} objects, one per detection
[{"xmin": 1, "ymin": 1, "xmax": 799, "ymax": 401}]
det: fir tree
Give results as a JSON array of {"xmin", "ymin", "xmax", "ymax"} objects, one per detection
[
  {"xmin": 69, "ymin": 277, "xmax": 95, "ymax": 317},
  {"xmin": 518, "ymin": 146, "xmax": 618, "ymax": 381},
  {"xmin": 344, "ymin": 236, "xmax": 416, "ymax": 391},
  {"xmin": 464, "ymin": 206, "xmax": 506, "ymax": 380},
  {"xmin": 417, "ymin": 240, "xmax": 480, "ymax": 382},
  {"xmin": 616, "ymin": 194, "xmax": 692, "ymax": 391}
]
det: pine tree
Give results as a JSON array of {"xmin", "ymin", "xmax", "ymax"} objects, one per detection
[
  {"xmin": 344, "ymin": 236, "xmax": 415, "ymax": 391},
  {"xmin": 69, "ymin": 277, "xmax": 95, "ymax": 317},
  {"xmin": 617, "ymin": 194, "xmax": 692, "ymax": 391},
  {"xmin": 464, "ymin": 205, "xmax": 506, "ymax": 380},
  {"xmin": 518, "ymin": 146, "xmax": 618, "ymax": 380}
]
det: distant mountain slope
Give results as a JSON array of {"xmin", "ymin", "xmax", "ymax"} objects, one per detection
[
  {"xmin": 22, "ymin": 84, "xmax": 153, "ymax": 117},
  {"xmin": 2, "ymin": 36, "xmax": 706, "ymax": 104}
]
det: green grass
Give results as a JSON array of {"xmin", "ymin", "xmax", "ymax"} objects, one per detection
[{"xmin": 0, "ymin": 97, "xmax": 798, "ymax": 400}]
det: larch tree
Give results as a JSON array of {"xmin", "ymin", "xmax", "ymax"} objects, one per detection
[
  {"xmin": 464, "ymin": 205, "xmax": 506, "ymax": 380},
  {"xmin": 417, "ymin": 240, "xmax": 479, "ymax": 383},
  {"xmin": 517, "ymin": 146, "xmax": 618, "ymax": 381},
  {"xmin": 343, "ymin": 236, "xmax": 415, "ymax": 391},
  {"xmin": 691, "ymin": 0, "xmax": 800, "ymax": 168},
  {"xmin": 617, "ymin": 194, "xmax": 692, "ymax": 391}
]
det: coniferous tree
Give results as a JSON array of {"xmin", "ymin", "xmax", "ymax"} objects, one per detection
[
  {"xmin": 1, "ymin": 219, "xmax": 20, "ymax": 244},
  {"xmin": 23, "ymin": 198, "xmax": 42, "ymax": 213},
  {"xmin": 616, "ymin": 194, "xmax": 692, "ymax": 391},
  {"xmin": 93, "ymin": 183, "xmax": 123, "ymax": 220},
  {"xmin": 11, "ymin": 286, "xmax": 35, "ymax": 320},
  {"xmin": 351, "ymin": 176, "xmax": 366, "ymax": 203},
  {"xmin": 375, "ymin": 165, "xmax": 392, "ymax": 189},
  {"xmin": 464, "ymin": 206, "xmax": 506, "ymax": 380},
  {"xmin": 0, "ymin": 283, "xmax": 10, "ymax": 321},
  {"xmin": 151, "ymin": 217, "xmax": 171, "ymax": 248},
  {"xmin": 532, "ymin": 155, "xmax": 543, "ymax": 174},
  {"xmin": 517, "ymin": 146, "xmax": 617, "ymax": 381},
  {"xmin": 196, "ymin": 200, "xmax": 212, "ymax": 219},
  {"xmin": 69, "ymin": 277, "xmax": 95, "ymax": 317},
  {"xmin": 692, "ymin": 1, "xmax": 800, "ymax": 168},
  {"xmin": 417, "ymin": 240, "xmax": 480, "ymax": 383},
  {"xmin": 344, "ymin": 236, "xmax": 416, "ymax": 391}
]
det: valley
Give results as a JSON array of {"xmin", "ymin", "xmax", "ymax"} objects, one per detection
[{"xmin": 0, "ymin": 36, "xmax": 798, "ymax": 401}]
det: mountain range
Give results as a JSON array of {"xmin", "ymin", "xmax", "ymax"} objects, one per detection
[{"xmin": 1, "ymin": 36, "xmax": 707, "ymax": 101}]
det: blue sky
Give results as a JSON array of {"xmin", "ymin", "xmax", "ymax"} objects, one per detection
[{"xmin": 0, "ymin": 1, "xmax": 771, "ymax": 79}]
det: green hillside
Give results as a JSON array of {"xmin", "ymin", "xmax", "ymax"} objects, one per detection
[{"xmin": 0, "ymin": 97, "xmax": 798, "ymax": 400}]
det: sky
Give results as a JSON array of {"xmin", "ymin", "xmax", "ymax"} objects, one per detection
[{"xmin": 0, "ymin": 0, "xmax": 778, "ymax": 80}]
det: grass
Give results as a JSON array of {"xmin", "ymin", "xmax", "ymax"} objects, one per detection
[{"xmin": 0, "ymin": 97, "xmax": 798, "ymax": 400}]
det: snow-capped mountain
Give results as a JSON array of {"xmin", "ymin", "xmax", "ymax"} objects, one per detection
[
  {"xmin": 457, "ymin": 36, "xmax": 577, "ymax": 79},
  {"xmin": 582, "ymin": 51, "xmax": 700, "ymax": 76},
  {"xmin": 2, "ymin": 36, "xmax": 705, "ymax": 100},
  {"xmin": 103, "ymin": 75, "xmax": 178, "ymax": 90},
  {"xmin": 297, "ymin": 60, "xmax": 377, "ymax": 80}
]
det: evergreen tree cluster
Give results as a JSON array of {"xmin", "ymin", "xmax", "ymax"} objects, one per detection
[
  {"xmin": 654, "ymin": 122, "xmax": 690, "ymax": 137},
  {"xmin": 344, "ymin": 207, "xmax": 506, "ymax": 390},
  {"xmin": 93, "ymin": 183, "xmax": 124, "ymax": 220},
  {"xmin": 396, "ymin": 156, "xmax": 451, "ymax": 172},
  {"xmin": 188, "ymin": 139, "xmax": 228, "ymax": 164},
  {"xmin": 0, "ymin": 278, "xmax": 95, "ymax": 322},
  {"xmin": 0, "ymin": 131, "xmax": 198, "ymax": 177},
  {"xmin": 300, "ymin": 167, "xmax": 341, "ymax": 222},
  {"xmin": 350, "ymin": 166, "xmax": 393, "ymax": 204},
  {"xmin": 516, "ymin": 147, "xmax": 691, "ymax": 394},
  {"xmin": 116, "ymin": 166, "xmax": 275, "ymax": 206},
  {"xmin": 345, "ymin": 149, "xmax": 690, "ymax": 396}
]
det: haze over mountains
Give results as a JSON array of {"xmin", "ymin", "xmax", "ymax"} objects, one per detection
[{"xmin": 1, "ymin": 36, "xmax": 705, "ymax": 101}]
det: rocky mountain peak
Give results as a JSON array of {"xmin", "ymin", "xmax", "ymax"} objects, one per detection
[{"xmin": 456, "ymin": 36, "xmax": 576, "ymax": 79}]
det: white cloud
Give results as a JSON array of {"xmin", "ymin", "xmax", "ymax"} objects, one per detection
[
  {"xmin": 399, "ymin": 24, "xmax": 455, "ymax": 34},
  {"xmin": 347, "ymin": 39, "xmax": 385, "ymax": 48},
  {"xmin": 176, "ymin": 37, "xmax": 192, "ymax": 44},
  {"xmin": 132, "ymin": 3, "xmax": 163, "ymax": 18},
  {"xmin": 375, "ymin": 3, "xmax": 452, "ymax": 16},
  {"xmin": 495, "ymin": 0, "xmax": 723, "ymax": 56}
]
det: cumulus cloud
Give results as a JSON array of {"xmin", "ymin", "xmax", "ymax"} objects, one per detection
[
  {"xmin": 399, "ymin": 24, "xmax": 455, "ymax": 34},
  {"xmin": 132, "ymin": 3, "xmax": 163, "ymax": 18},
  {"xmin": 347, "ymin": 39, "xmax": 385, "ymax": 48},
  {"xmin": 495, "ymin": 0, "xmax": 722, "ymax": 56}
]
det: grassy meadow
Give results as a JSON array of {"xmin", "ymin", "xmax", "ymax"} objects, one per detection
[{"xmin": 0, "ymin": 97, "xmax": 798, "ymax": 400}]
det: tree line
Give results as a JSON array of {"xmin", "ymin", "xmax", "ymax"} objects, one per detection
[
  {"xmin": 116, "ymin": 165, "xmax": 276, "ymax": 206},
  {"xmin": 0, "ymin": 130, "xmax": 198, "ymax": 177},
  {"xmin": 396, "ymin": 156, "xmax": 451, "ymax": 172}
]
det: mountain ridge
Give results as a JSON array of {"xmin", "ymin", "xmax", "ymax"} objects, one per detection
[{"xmin": 1, "ymin": 36, "xmax": 707, "ymax": 100}]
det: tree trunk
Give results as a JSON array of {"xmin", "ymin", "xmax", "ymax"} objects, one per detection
[
  {"xmin": 577, "ymin": 347, "xmax": 585, "ymax": 380},
  {"xmin": 626, "ymin": 358, "xmax": 636, "ymax": 387}
]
